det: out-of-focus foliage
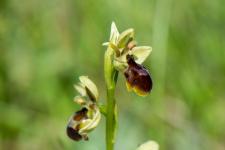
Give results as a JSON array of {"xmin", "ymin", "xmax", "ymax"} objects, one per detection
[{"xmin": 0, "ymin": 0, "xmax": 225, "ymax": 150}]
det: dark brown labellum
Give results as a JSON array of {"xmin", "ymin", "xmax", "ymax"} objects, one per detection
[
  {"xmin": 124, "ymin": 55, "xmax": 152, "ymax": 96},
  {"xmin": 66, "ymin": 107, "xmax": 89, "ymax": 141},
  {"xmin": 67, "ymin": 126, "xmax": 82, "ymax": 141}
]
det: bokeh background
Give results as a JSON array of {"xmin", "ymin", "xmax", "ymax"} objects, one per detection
[{"xmin": 0, "ymin": 0, "xmax": 225, "ymax": 149}]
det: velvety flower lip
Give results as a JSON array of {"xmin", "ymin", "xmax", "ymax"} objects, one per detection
[
  {"xmin": 66, "ymin": 103, "xmax": 101, "ymax": 141},
  {"xmin": 67, "ymin": 126, "xmax": 83, "ymax": 141},
  {"xmin": 67, "ymin": 107, "xmax": 89, "ymax": 141},
  {"xmin": 124, "ymin": 55, "xmax": 152, "ymax": 96}
]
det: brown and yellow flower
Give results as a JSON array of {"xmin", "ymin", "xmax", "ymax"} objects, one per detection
[
  {"xmin": 66, "ymin": 76, "xmax": 101, "ymax": 141},
  {"xmin": 103, "ymin": 22, "xmax": 153, "ymax": 96},
  {"xmin": 124, "ymin": 55, "xmax": 152, "ymax": 96}
]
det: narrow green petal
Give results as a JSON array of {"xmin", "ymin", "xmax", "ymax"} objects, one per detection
[
  {"xmin": 110, "ymin": 22, "xmax": 119, "ymax": 44},
  {"xmin": 74, "ymin": 84, "xmax": 86, "ymax": 96},
  {"xmin": 117, "ymin": 28, "xmax": 134, "ymax": 49},
  {"xmin": 79, "ymin": 76, "xmax": 99, "ymax": 101}
]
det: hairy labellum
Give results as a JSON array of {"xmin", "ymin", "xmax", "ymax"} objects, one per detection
[
  {"xmin": 124, "ymin": 55, "xmax": 152, "ymax": 96},
  {"xmin": 66, "ymin": 103, "xmax": 101, "ymax": 142},
  {"xmin": 67, "ymin": 126, "xmax": 83, "ymax": 141},
  {"xmin": 66, "ymin": 108, "xmax": 88, "ymax": 141}
]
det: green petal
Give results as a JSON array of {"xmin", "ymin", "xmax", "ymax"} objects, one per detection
[
  {"xmin": 117, "ymin": 28, "xmax": 134, "ymax": 49},
  {"xmin": 74, "ymin": 84, "xmax": 86, "ymax": 97},
  {"xmin": 79, "ymin": 76, "xmax": 99, "ymax": 101},
  {"xmin": 131, "ymin": 46, "xmax": 152, "ymax": 64},
  {"xmin": 110, "ymin": 22, "xmax": 119, "ymax": 45}
]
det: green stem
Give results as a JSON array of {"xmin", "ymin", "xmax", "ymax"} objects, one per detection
[
  {"xmin": 104, "ymin": 46, "xmax": 118, "ymax": 150},
  {"xmin": 106, "ymin": 87, "xmax": 116, "ymax": 150}
]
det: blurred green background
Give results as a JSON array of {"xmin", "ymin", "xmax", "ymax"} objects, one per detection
[{"xmin": 0, "ymin": 0, "xmax": 225, "ymax": 149}]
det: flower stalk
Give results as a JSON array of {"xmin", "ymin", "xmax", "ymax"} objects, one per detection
[{"xmin": 104, "ymin": 46, "xmax": 118, "ymax": 150}]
